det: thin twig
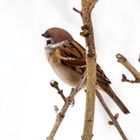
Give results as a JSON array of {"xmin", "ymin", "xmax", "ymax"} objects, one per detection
[
  {"xmin": 121, "ymin": 74, "xmax": 138, "ymax": 83},
  {"xmin": 46, "ymin": 71, "xmax": 87, "ymax": 140},
  {"xmin": 96, "ymin": 90, "xmax": 128, "ymax": 140},
  {"xmin": 116, "ymin": 53, "xmax": 140, "ymax": 83},
  {"xmin": 73, "ymin": 7, "xmax": 82, "ymax": 15},
  {"xmin": 50, "ymin": 80, "xmax": 66, "ymax": 102}
]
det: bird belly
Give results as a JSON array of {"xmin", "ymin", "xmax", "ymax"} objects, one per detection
[{"xmin": 49, "ymin": 58, "xmax": 82, "ymax": 87}]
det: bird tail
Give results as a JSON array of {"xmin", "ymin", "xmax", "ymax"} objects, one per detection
[{"xmin": 102, "ymin": 85, "xmax": 130, "ymax": 114}]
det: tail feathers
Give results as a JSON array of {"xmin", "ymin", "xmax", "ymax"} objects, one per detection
[
  {"xmin": 109, "ymin": 91, "xmax": 130, "ymax": 114},
  {"xmin": 103, "ymin": 85, "xmax": 130, "ymax": 114}
]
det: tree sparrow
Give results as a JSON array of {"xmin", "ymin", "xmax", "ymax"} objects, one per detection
[{"xmin": 42, "ymin": 27, "xmax": 130, "ymax": 114}]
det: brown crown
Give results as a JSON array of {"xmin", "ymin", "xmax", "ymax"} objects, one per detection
[{"xmin": 42, "ymin": 27, "xmax": 74, "ymax": 44}]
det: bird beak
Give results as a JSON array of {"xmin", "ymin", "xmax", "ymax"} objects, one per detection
[{"xmin": 41, "ymin": 33, "xmax": 46, "ymax": 38}]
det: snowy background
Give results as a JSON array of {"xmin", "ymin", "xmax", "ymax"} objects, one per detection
[{"xmin": 0, "ymin": 0, "xmax": 140, "ymax": 140}]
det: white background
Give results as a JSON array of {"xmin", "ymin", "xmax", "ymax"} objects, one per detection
[{"xmin": 0, "ymin": 0, "xmax": 140, "ymax": 140}]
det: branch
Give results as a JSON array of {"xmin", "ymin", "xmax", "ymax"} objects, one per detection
[
  {"xmin": 96, "ymin": 90, "xmax": 128, "ymax": 140},
  {"xmin": 89, "ymin": 0, "xmax": 99, "ymax": 14},
  {"xmin": 50, "ymin": 80, "xmax": 66, "ymax": 102},
  {"xmin": 80, "ymin": 0, "xmax": 98, "ymax": 140},
  {"xmin": 73, "ymin": 0, "xmax": 98, "ymax": 15},
  {"xmin": 46, "ymin": 71, "xmax": 87, "ymax": 140},
  {"xmin": 73, "ymin": 7, "xmax": 82, "ymax": 15},
  {"xmin": 116, "ymin": 53, "xmax": 140, "ymax": 83}
]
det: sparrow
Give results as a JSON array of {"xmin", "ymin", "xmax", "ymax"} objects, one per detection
[{"xmin": 42, "ymin": 27, "xmax": 130, "ymax": 114}]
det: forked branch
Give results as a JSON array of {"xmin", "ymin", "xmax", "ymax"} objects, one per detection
[
  {"xmin": 96, "ymin": 90, "xmax": 128, "ymax": 140},
  {"xmin": 46, "ymin": 71, "xmax": 87, "ymax": 140},
  {"xmin": 116, "ymin": 53, "xmax": 140, "ymax": 83}
]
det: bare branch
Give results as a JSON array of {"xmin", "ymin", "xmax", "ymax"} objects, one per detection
[
  {"xmin": 50, "ymin": 80, "xmax": 67, "ymax": 102},
  {"xmin": 80, "ymin": 0, "xmax": 98, "ymax": 140},
  {"xmin": 46, "ymin": 71, "xmax": 87, "ymax": 140},
  {"xmin": 89, "ymin": 0, "xmax": 99, "ymax": 14},
  {"xmin": 116, "ymin": 53, "xmax": 140, "ymax": 83},
  {"xmin": 121, "ymin": 74, "xmax": 138, "ymax": 83},
  {"xmin": 73, "ymin": 7, "xmax": 82, "ymax": 15},
  {"xmin": 96, "ymin": 90, "xmax": 128, "ymax": 140}
]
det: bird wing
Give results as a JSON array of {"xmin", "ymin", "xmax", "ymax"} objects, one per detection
[
  {"xmin": 58, "ymin": 40, "xmax": 111, "ymax": 84},
  {"xmin": 54, "ymin": 40, "xmax": 130, "ymax": 114}
]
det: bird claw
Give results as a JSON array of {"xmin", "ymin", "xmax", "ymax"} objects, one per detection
[{"xmin": 66, "ymin": 96, "xmax": 75, "ymax": 106}]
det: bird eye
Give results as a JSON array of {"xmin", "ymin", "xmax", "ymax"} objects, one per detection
[{"xmin": 46, "ymin": 37, "xmax": 54, "ymax": 45}]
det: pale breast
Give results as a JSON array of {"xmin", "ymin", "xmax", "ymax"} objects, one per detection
[
  {"xmin": 49, "ymin": 54, "xmax": 82, "ymax": 87},
  {"xmin": 44, "ymin": 43, "xmax": 85, "ymax": 87}
]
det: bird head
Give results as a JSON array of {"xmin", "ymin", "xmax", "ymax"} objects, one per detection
[{"xmin": 42, "ymin": 27, "xmax": 73, "ymax": 45}]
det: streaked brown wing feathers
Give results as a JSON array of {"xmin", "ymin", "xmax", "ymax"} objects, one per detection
[
  {"xmin": 96, "ymin": 64, "xmax": 111, "ymax": 84},
  {"xmin": 59, "ymin": 40, "xmax": 111, "ymax": 84}
]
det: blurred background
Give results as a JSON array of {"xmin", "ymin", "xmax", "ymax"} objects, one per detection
[{"xmin": 0, "ymin": 0, "xmax": 140, "ymax": 139}]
